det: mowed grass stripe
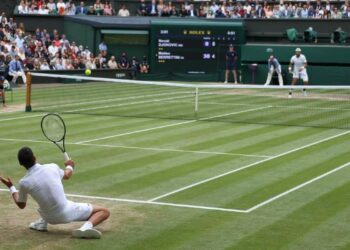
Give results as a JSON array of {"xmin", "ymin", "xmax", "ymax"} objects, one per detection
[
  {"xmin": 159, "ymin": 131, "xmax": 350, "ymax": 207},
  {"xmin": 89, "ymin": 127, "xmax": 331, "ymax": 198},
  {"xmin": 229, "ymin": 150, "xmax": 350, "ymax": 209},
  {"xmin": 74, "ymin": 125, "xmax": 293, "ymax": 196},
  {"xmin": 231, "ymin": 181, "xmax": 350, "ymax": 249},
  {"xmin": 136, "ymin": 167, "xmax": 350, "ymax": 250},
  {"xmin": 284, "ymin": 201, "xmax": 350, "ymax": 249},
  {"xmin": 66, "ymin": 139, "xmax": 258, "ymax": 198},
  {"xmin": 111, "ymin": 122, "xmax": 274, "ymax": 151}
]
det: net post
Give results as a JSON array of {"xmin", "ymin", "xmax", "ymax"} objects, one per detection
[
  {"xmin": 25, "ymin": 72, "xmax": 32, "ymax": 112},
  {"xmin": 195, "ymin": 87, "xmax": 199, "ymax": 113}
]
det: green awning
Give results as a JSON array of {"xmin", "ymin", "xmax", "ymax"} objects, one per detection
[{"xmin": 101, "ymin": 29, "xmax": 149, "ymax": 35}]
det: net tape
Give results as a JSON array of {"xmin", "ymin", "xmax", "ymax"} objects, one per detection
[{"xmin": 30, "ymin": 72, "xmax": 350, "ymax": 91}]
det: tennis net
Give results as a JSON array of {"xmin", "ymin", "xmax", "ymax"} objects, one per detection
[{"xmin": 27, "ymin": 72, "xmax": 350, "ymax": 129}]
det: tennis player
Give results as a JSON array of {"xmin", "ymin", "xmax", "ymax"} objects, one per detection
[
  {"xmin": 224, "ymin": 44, "xmax": 238, "ymax": 84},
  {"xmin": 0, "ymin": 147, "xmax": 110, "ymax": 239},
  {"xmin": 288, "ymin": 48, "xmax": 308, "ymax": 98},
  {"xmin": 264, "ymin": 48, "xmax": 283, "ymax": 86},
  {"xmin": 0, "ymin": 76, "xmax": 8, "ymax": 107}
]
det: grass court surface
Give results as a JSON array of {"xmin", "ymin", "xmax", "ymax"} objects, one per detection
[{"xmin": 0, "ymin": 81, "xmax": 350, "ymax": 250}]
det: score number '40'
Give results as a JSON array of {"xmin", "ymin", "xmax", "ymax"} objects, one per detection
[{"xmin": 203, "ymin": 53, "xmax": 216, "ymax": 60}]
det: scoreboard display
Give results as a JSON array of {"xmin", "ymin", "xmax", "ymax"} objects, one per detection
[{"xmin": 150, "ymin": 20, "xmax": 245, "ymax": 74}]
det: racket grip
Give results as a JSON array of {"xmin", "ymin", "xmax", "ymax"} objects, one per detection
[{"xmin": 63, "ymin": 152, "xmax": 70, "ymax": 161}]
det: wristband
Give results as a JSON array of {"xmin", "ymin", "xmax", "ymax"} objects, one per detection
[
  {"xmin": 65, "ymin": 166, "xmax": 74, "ymax": 172},
  {"xmin": 9, "ymin": 186, "xmax": 17, "ymax": 194}
]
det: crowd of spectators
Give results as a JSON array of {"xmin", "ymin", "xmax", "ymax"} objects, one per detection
[
  {"xmin": 0, "ymin": 13, "xmax": 150, "ymax": 81},
  {"xmin": 16, "ymin": 0, "xmax": 350, "ymax": 19}
]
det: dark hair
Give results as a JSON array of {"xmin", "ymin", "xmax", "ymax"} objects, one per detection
[{"xmin": 17, "ymin": 147, "xmax": 35, "ymax": 169}]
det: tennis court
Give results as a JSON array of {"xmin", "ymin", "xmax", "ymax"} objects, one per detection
[{"xmin": 1, "ymin": 77, "xmax": 350, "ymax": 249}]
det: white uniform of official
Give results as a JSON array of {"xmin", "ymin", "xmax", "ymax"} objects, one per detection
[
  {"xmin": 290, "ymin": 54, "xmax": 308, "ymax": 81},
  {"xmin": 18, "ymin": 163, "xmax": 92, "ymax": 225}
]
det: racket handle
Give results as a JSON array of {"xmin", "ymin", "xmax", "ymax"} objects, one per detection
[{"xmin": 63, "ymin": 152, "xmax": 70, "ymax": 161}]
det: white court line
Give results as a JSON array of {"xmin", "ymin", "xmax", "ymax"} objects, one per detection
[
  {"xmin": 78, "ymin": 142, "xmax": 270, "ymax": 158},
  {"xmin": 76, "ymin": 106, "xmax": 271, "ymax": 144},
  {"xmin": 0, "ymin": 114, "xmax": 43, "ymax": 122},
  {"xmin": 245, "ymin": 161, "xmax": 350, "ymax": 213},
  {"xmin": 0, "ymin": 138, "xmax": 269, "ymax": 158},
  {"xmin": 148, "ymin": 130, "xmax": 350, "ymax": 202},
  {"xmin": 1, "ymin": 162, "xmax": 348, "ymax": 214},
  {"xmin": 0, "ymin": 189, "xmax": 247, "ymax": 213}
]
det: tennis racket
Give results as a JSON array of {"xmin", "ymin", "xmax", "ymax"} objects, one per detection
[{"xmin": 41, "ymin": 113, "xmax": 70, "ymax": 161}]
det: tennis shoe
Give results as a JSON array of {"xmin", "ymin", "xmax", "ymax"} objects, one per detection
[
  {"xmin": 234, "ymin": 81, "xmax": 238, "ymax": 84},
  {"xmin": 288, "ymin": 94, "xmax": 292, "ymax": 99},
  {"xmin": 29, "ymin": 218, "xmax": 48, "ymax": 231},
  {"xmin": 224, "ymin": 81, "xmax": 228, "ymax": 84},
  {"xmin": 72, "ymin": 228, "xmax": 102, "ymax": 239}
]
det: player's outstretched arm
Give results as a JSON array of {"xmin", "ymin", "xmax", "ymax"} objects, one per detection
[
  {"xmin": 63, "ymin": 160, "xmax": 75, "ymax": 180},
  {"xmin": 0, "ymin": 176, "xmax": 26, "ymax": 209}
]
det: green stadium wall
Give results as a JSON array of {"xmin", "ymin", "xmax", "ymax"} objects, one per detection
[
  {"xmin": 62, "ymin": 17, "xmax": 350, "ymax": 85},
  {"xmin": 241, "ymin": 44, "xmax": 350, "ymax": 85}
]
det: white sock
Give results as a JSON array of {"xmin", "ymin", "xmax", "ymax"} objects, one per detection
[{"xmin": 80, "ymin": 221, "xmax": 93, "ymax": 230}]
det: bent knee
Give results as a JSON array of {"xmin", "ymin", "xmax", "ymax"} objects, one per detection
[{"xmin": 103, "ymin": 208, "xmax": 110, "ymax": 219}]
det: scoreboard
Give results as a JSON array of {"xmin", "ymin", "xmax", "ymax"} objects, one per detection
[{"xmin": 150, "ymin": 20, "xmax": 245, "ymax": 74}]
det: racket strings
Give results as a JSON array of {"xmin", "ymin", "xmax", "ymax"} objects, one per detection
[{"xmin": 42, "ymin": 115, "xmax": 66, "ymax": 142}]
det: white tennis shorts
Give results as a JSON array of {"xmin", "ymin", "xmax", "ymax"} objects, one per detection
[
  {"xmin": 39, "ymin": 200, "xmax": 93, "ymax": 224},
  {"xmin": 293, "ymin": 69, "xmax": 308, "ymax": 82}
]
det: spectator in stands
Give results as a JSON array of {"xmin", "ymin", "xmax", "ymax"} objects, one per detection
[
  {"xmin": 147, "ymin": 0, "xmax": 158, "ymax": 16},
  {"xmin": 0, "ymin": 13, "xmax": 8, "ymax": 24},
  {"xmin": 94, "ymin": 0, "xmax": 104, "ymax": 15},
  {"xmin": 169, "ymin": 5, "xmax": 179, "ymax": 16},
  {"xmin": 57, "ymin": 0, "xmax": 66, "ymax": 15},
  {"xmin": 9, "ymin": 54, "xmax": 27, "ymax": 86},
  {"xmin": 107, "ymin": 56, "xmax": 118, "ymax": 69},
  {"xmin": 18, "ymin": 1, "xmax": 28, "ymax": 14},
  {"xmin": 159, "ymin": 5, "xmax": 168, "ymax": 16},
  {"xmin": 40, "ymin": 59, "xmax": 50, "ymax": 70},
  {"xmin": 76, "ymin": 1, "xmax": 87, "ymax": 15},
  {"xmin": 38, "ymin": 5, "xmax": 49, "ymax": 15},
  {"xmin": 54, "ymin": 58, "xmax": 64, "ymax": 70},
  {"xmin": 118, "ymin": 5, "xmax": 130, "ymax": 17},
  {"xmin": 157, "ymin": 0, "xmax": 165, "ymax": 16},
  {"xmin": 331, "ymin": 7, "xmax": 343, "ymax": 18},
  {"xmin": 87, "ymin": 6, "xmax": 96, "ymax": 15},
  {"xmin": 179, "ymin": 5, "xmax": 187, "ymax": 17},
  {"xmin": 118, "ymin": 52, "xmax": 129, "ymax": 70},
  {"xmin": 103, "ymin": 1, "xmax": 114, "ymax": 15},
  {"xmin": 9, "ymin": 45, "xmax": 18, "ymax": 58},
  {"xmin": 138, "ymin": 0, "xmax": 148, "ymax": 16},
  {"xmin": 18, "ymin": 48, "xmax": 26, "ymax": 61},
  {"xmin": 47, "ymin": 0, "xmax": 57, "ymax": 14},
  {"xmin": 206, "ymin": 9, "xmax": 215, "ymax": 18},
  {"xmin": 343, "ymin": 6, "xmax": 350, "ymax": 18},
  {"xmin": 210, "ymin": 1, "xmax": 219, "ymax": 15},
  {"xmin": 130, "ymin": 56, "xmax": 139, "ymax": 79},
  {"xmin": 85, "ymin": 57, "xmax": 96, "ymax": 70},
  {"xmin": 139, "ymin": 56, "xmax": 149, "ymax": 74},
  {"xmin": 187, "ymin": 4, "xmax": 198, "ymax": 17},
  {"xmin": 98, "ymin": 40, "xmax": 107, "ymax": 53}
]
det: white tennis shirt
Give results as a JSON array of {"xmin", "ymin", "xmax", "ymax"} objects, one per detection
[
  {"xmin": 290, "ymin": 54, "xmax": 307, "ymax": 72},
  {"xmin": 18, "ymin": 163, "xmax": 68, "ymax": 217}
]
